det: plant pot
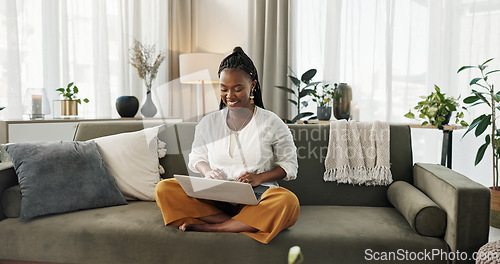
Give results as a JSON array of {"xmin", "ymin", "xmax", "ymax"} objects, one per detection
[
  {"xmin": 333, "ymin": 83, "xmax": 352, "ymax": 120},
  {"xmin": 490, "ymin": 187, "xmax": 500, "ymax": 228},
  {"xmin": 61, "ymin": 100, "xmax": 78, "ymax": 117},
  {"xmin": 116, "ymin": 96, "xmax": 139, "ymax": 118},
  {"xmin": 431, "ymin": 112, "xmax": 452, "ymax": 129},
  {"xmin": 317, "ymin": 106, "xmax": 332, "ymax": 121}
]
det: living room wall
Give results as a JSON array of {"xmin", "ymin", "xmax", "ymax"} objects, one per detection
[
  {"xmin": 193, "ymin": 0, "xmax": 249, "ymax": 54},
  {"xmin": 188, "ymin": 0, "xmax": 250, "ymax": 115}
]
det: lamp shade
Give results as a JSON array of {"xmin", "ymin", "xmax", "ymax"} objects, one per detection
[{"xmin": 179, "ymin": 53, "xmax": 225, "ymax": 84}]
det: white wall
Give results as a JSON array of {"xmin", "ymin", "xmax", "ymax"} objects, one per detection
[
  {"xmin": 191, "ymin": 0, "xmax": 250, "ymax": 114},
  {"xmin": 193, "ymin": 0, "xmax": 249, "ymax": 54}
]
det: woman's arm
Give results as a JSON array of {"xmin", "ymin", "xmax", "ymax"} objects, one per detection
[
  {"xmin": 195, "ymin": 161, "xmax": 226, "ymax": 180},
  {"xmin": 236, "ymin": 166, "xmax": 286, "ymax": 186}
]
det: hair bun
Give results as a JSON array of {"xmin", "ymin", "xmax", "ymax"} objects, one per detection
[{"xmin": 233, "ymin": 46, "xmax": 245, "ymax": 53}]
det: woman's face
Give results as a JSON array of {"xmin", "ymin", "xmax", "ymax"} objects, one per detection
[{"xmin": 219, "ymin": 69, "xmax": 256, "ymax": 110}]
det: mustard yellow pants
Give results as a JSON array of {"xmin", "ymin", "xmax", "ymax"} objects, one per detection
[{"xmin": 155, "ymin": 178, "xmax": 300, "ymax": 244}]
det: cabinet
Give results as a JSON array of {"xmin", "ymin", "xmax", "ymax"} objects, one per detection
[{"xmin": 0, "ymin": 118, "xmax": 182, "ymax": 144}]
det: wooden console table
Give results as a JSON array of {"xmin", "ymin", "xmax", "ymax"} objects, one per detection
[
  {"xmin": 297, "ymin": 120, "xmax": 463, "ymax": 169},
  {"xmin": 0, "ymin": 117, "xmax": 182, "ymax": 144}
]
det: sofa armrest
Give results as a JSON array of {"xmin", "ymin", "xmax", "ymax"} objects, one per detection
[
  {"xmin": 413, "ymin": 163, "xmax": 490, "ymax": 261},
  {"xmin": 0, "ymin": 162, "xmax": 17, "ymax": 221}
]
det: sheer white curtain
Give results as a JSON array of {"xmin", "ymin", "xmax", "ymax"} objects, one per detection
[
  {"xmin": 291, "ymin": 0, "xmax": 500, "ymax": 187},
  {"xmin": 0, "ymin": 0, "xmax": 169, "ymax": 120}
]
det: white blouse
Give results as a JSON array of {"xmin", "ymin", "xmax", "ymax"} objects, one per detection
[{"xmin": 188, "ymin": 107, "xmax": 298, "ymax": 188}]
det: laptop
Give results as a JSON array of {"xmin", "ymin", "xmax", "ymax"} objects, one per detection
[{"xmin": 174, "ymin": 174, "xmax": 269, "ymax": 205}]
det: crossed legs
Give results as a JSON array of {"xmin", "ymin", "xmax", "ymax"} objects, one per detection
[
  {"xmin": 178, "ymin": 213, "xmax": 259, "ymax": 233},
  {"xmin": 155, "ymin": 178, "xmax": 300, "ymax": 243}
]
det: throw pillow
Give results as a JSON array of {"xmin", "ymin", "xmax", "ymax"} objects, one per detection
[
  {"xmin": 387, "ymin": 181, "xmax": 447, "ymax": 237},
  {"xmin": 4, "ymin": 141, "xmax": 127, "ymax": 220},
  {"xmin": 93, "ymin": 125, "xmax": 166, "ymax": 201}
]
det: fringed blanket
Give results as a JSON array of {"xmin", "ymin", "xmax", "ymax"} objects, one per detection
[{"xmin": 323, "ymin": 120, "xmax": 392, "ymax": 186}]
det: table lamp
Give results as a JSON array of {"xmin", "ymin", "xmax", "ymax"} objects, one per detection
[
  {"xmin": 179, "ymin": 53, "xmax": 224, "ymax": 117},
  {"xmin": 23, "ymin": 88, "xmax": 51, "ymax": 119}
]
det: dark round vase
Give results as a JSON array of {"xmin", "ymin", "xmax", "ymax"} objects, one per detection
[{"xmin": 116, "ymin": 96, "xmax": 139, "ymax": 118}]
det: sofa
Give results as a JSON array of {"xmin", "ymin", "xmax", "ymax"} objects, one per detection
[{"xmin": 0, "ymin": 121, "xmax": 491, "ymax": 263}]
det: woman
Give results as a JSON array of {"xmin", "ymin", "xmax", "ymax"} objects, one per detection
[{"xmin": 155, "ymin": 47, "xmax": 299, "ymax": 244}]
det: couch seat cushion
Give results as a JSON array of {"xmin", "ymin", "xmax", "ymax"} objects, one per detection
[{"xmin": 0, "ymin": 204, "xmax": 449, "ymax": 264}]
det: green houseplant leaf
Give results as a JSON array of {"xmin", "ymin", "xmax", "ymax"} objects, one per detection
[
  {"xmin": 475, "ymin": 136, "xmax": 490, "ymax": 166},
  {"xmin": 276, "ymin": 86, "xmax": 296, "ymax": 95},
  {"xmin": 291, "ymin": 112, "xmax": 314, "ymax": 123},
  {"xmin": 475, "ymin": 115, "xmax": 491, "ymax": 137},
  {"xmin": 463, "ymin": 114, "xmax": 486, "ymax": 138},
  {"xmin": 288, "ymin": 76, "xmax": 301, "ymax": 87},
  {"xmin": 301, "ymin": 69, "xmax": 317, "ymax": 84}
]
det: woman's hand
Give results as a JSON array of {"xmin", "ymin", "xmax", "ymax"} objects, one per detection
[
  {"xmin": 236, "ymin": 172, "xmax": 262, "ymax": 187},
  {"xmin": 204, "ymin": 168, "xmax": 226, "ymax": 180}
]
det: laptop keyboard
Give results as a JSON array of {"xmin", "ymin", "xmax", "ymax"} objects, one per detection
[{"xmin": 253, "ymin": 185, "xmax": 270, "ymax": 201}]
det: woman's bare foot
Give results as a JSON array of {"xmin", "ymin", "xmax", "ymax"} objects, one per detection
[
  {"xmin": 178, "ymin": 223, "xmax": 213, "ymax": 232},
  {"xmin": 178, "ymin": 223, "xmax": 194, "ymax": 231},
  {"xmin": 178, "ymin": 219, "xmax": 258, "ymax": 233},
  {"xmin": 198, "ymin": 213, "xmax": 231, "ymax": 224}
]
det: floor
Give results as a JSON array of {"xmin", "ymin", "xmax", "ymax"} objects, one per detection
[{"xmin": 490, "ymin": 226, "xmax": 500, "ymax": 241}]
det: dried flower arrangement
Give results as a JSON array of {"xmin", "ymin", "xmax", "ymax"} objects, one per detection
[{"xmin": 129, "ymin": 39, "xmax": 166, "ymax": 93}]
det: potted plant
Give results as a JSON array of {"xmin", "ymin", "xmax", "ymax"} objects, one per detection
[
  {"xmin": 458, "ymin": 58, "xmax": 500, "ymax": 227},
  {"xmin": 404, "ymin": 85, "xmax": 467, "ymax": 129},
  {"xmin": 309, "ymin": 82, "xmax": 339, "ymax": 120},
  {"xmin": 56, "ymin": 82, "xmax": 89, "ymax": 117},
  {"xmin": 276, "ymin": 68, "xmax": 318, "ymax": 123}
]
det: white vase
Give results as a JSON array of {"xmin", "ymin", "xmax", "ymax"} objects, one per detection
[{"xmin": 141, "ymin": 91, "xmax": 157, "ymax": 117}]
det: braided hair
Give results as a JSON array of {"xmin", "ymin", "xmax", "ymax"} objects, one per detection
[{"xmin": 218, "ymin": 47, "xmax": 264, "ymax": 109}]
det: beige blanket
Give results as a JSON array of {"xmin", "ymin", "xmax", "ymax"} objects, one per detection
[{"xmin": 323, "ymin": 120, "xmax": 392, "ymax": 186}]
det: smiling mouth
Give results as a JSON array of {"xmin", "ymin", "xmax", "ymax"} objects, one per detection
[{"xmin": 226, "ymin": 101, "xmax": 239, "ymax": 106}]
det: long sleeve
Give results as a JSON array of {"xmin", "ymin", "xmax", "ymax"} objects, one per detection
[
  {"xmin": 271, "ymin": 118, "xmax": 298, "ymax": 181},
  {"xmin": 188, "ymin": 122, "xmax": 209, "ymax": 174}
]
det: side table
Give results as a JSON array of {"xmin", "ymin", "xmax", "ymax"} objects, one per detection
[
  {"xmin": 409, "ymin": 125, "xmax": 465, "ymax": 169},
  {"xmin": 296, "ymin": 120, "xmax": 464, "ymax": 169}
]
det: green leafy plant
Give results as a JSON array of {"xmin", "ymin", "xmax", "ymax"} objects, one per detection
[
  {"xmin": 310, "ymin": 82, "xmax": 340, "ymax": 107},
  {"xmin": 404, "ymin": 85, "xmax": 467, "ymax": 128},
  {"xmin": 276, "ymin": 68, "xmax": 318, "ymax": 123},
  {"xmin": 458, "ymin": 58, "xmax": 500, "ymax": 188},
  {"xmin": 56, "ymin": 82, "xmax": 89, "ymax": 104}
]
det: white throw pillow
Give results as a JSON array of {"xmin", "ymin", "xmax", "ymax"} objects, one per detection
[{"xmin": 93, "ymin": 125, "xmax": 166, "ymax": 201}]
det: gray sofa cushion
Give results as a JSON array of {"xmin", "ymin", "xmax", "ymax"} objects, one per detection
[
  {"xmin": 4, "ymin": 141, "xmax": 127, "ymax": 219},
  {"xmin": 0, "ymin": 202, "xmax": 449, "ymax": 264},
  {"xmin": 387, "ymin": 181, "xmax": 446, "ymax": 237},
  {"xmin": 1, "ymin": 185, "xmax": 20, "ymax": 218}
]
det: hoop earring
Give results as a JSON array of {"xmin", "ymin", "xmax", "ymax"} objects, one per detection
[{"xmin": 250, "ymin": 89, "xmax": 255, "ymax": 105}]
